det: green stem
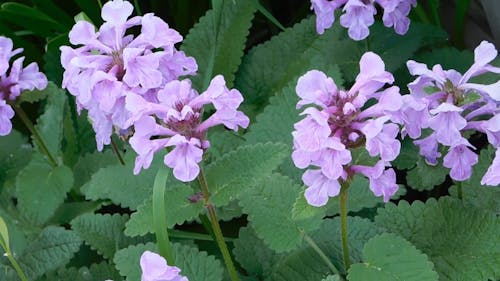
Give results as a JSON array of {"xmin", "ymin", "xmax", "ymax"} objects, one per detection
[
  {"xmin": 456, "ymin": 181, "xmax": 463, "ymax": 200},
  {"xmin": 152, "ymin": 166, "xmax": 175, "ymax": 264},
  {"xmin": 96, "ymin": 0, "xmax": 103, "ymax": 9},
  {"xmin": 111, "ymin": 139, "xmax": 125, "ymax": 166},
  {"xmin": 198, "ymin": 167, "xmax": 240, "ymax": 281},
  {"xmin": 5, "ymin": 251, "xmax": 28, "ymax": 281},
  {"xmin": 339, "ymin": 180, "xmax": 350, "ymax": 272},
  {"xmin": 303, "ymin": 233, "xmax": 343, "ymax": 279},
  {"xmin": 13, "ymin": 105, "xmax": 57, "ymax": 167},
  {"xmin": 133, "ymin": 0, "xmax": 143, "ymax": 15}
]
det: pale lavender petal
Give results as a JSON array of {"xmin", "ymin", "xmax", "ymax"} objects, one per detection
[
  {"xmin": 443, "ymin": 144, "xmax": 478, "ymax": 181},
  {"xmin": 292, "ymin": 108, "xmax": 331, "ymax": 151},
  {"xmin": 414, "ymin": 133, "xmax": 441, "ymax": 165},
  {"xmin": 303, "ymin": 169, "xmax": 341, "ymax": 207},
  {"xmin": 481, "ymin": 148, "xmax": 500, "ymax": 186},
  {"xmin": 311, "ymin": 0, "xmax": 345, "ymax": 34},
  {"xmin": 164, "ymin": 135, "xmax": 203, "ymax": 182},
  {"xmin": 340, "ymin": 0, "xmax": 376, "ymax": 41},
  {"xmin": 296, "ymin": 70, "xmax": 337, "ymax": 108},
  {"xmin": 352, "ymin": 52, "xmax": 394, "ymax": 96},
  {"xmin": 101, "ymin": 0, "xmax": 134, "ymax": 25},
  {"xmin": 0, "ymin": 100, "xmax": 14, "ymax": 136},
  {"xmin": 368, "ymin": 168, "xmax": 399, "ymax": 202},
  {"xmin": 140, "ymin": 251, "xmax": 189, "ymax": 281},
  {"xmin": 428, "ymin": 103, "xmax": 467, "ymax": 146},
  {"xmin": 137, "ymin": 13, "xmax": 182, "ymax": 48}
]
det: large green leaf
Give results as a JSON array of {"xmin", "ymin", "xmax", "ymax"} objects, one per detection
[
  {"xmin": 406, "ymin": 158, "xmax": 448, "ymax": 191},
  {"xmin": 18, "ymin": 226, "xmax": 82, "ymax": 280},
  {"xmin": 375, "ymin": 198, "xmax": 500, "ymax": 281},
  {"xmin": 268, "ymin": 217, "xmax": 384, "ymax": 280},
  {"xmin": 125, "ymin": 184, "xmax": 203, "ymax": 237},
  {"xmin": 239, "ymin": 173, "xmax": 323, "ymax": 253},
  {"xmin": 71, "ymin": 213, "xmax": 148, "ymax": 259},
  {"xmin": 0, "ymin": 130, "xmax": 32, "ymax": 190},
  {"xmin": 205, "ymin": 142, "xmax": 289, "ymax": 207},
  {"xmin": 182, "ymin": 0, "xmax": 257, "ymax": 90},
  {"xmin": 44, "ymin": 262, "xmax": 122, "ymax": 281},
  {"xmin": 72, "ymin": 150, "xmax": 116, "ymax": 189},
  {"xmin": 114, "ymin": 242, "xmax": 224, "ymax": 281},
  {"xmin": 348, "ymin": 233, "xmax": 438, "ymax": 281},
  {"xmin": 15, "ymin": 157, "xmax": 74, "ymax": 225}
]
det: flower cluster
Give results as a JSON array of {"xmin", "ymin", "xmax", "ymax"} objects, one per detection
[
  {"xmin": 140, "ymin": 251, "xmax": 188, "ymax": 281},
  {"xmin": 311, "ymin": 0, "xmax": 416, "ymax": 40},
  {"xmin": 126, "ymin": 75, "xmax": 249, "ymax": 182},
  {"xmin": 292, "ymin": 52, "xmax": 402, "ymax": 206},
  {"xmin": 60, "ymin": 0, "xmax": 197, "ymax": 150},
  {"xmin": 0, "ymin": 36, "xmax": 48, "ymax": 136},
  {"xmin": 398, "ymin": 41, "xmax": 500, "ymax": 185}
]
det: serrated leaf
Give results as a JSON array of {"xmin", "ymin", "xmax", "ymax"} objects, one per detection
[
  {"xmin": 16, "ymin": 158, "xmax": 74, "ymax": 225},
  {"xmin": 206, "ymin": 142, "xmax": 289, "ymax": 207},
  {"xmin": 114, "ymin": 242, "xmax": 224, "ymax": 281},
  {"xmin": 348, "ymin": 233, "xmax": 438, "ymax": 281},
  {"xmin": 392, "ymin": 137, "xmax": 420, "ymax": 170},
  {"xmin": 239, "ymin": 174, "xmax": 323, "ymax": 253},
  {"xmin": 375, "ymin": 197, "xmax": 500, "ymax": 281},
  {"xmin": 71, "ymin": 213, "xmax": 147, "ymax": 259},
  {"xmin": 322, "ymin": 276, "xmax": 341, "ymax": 281},
  {"xmin": 233, "ymin": 226, "xmax": 282, "ymax": 279},
  {"xmin": 72, "ymin": 150, "xmax": 116, "ymax": 189},
  {"xmin": 269, "ymin": 217, "xmax": 384, "ymax": 280},
  {"xmin": 45, "ymin": 262, "xmax": 122, "ymax": 281},
  {"xmin": 406, "ymin": 158, "xmax": 448, "ymax": 191},
  {"xmin": 33, "ymin": 85, "xmax": 67, "ymax": 159},
  {"xmin": 125, "ymin": 184, "xmax": 203, "ymax": 237},
  {"xmin": 81, "ymin": 155, "xmax": 161, "ymax": 210},
  {"xmin": 18, "ymin": 82, "xmax": 50, "ymax": 104},
  {"xmin": 0, "ymin": 130, "xmax": 32, "ymax": 189},
  {"xmin": 182, "ymin": 0, "xmax": 256, "ymax": 90},
  {"xmin": 18, "ymin": 226, "xmax": 82, "ymax": 280},
  {"xmin": 449, "ymin": 146, "xmax": 500, "ymax": 214}
]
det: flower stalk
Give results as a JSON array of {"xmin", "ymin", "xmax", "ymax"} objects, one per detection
[
  {"xmin": 339, "ymin": 180, "xmax": 350, "ymax": 272},
  {"xmin": 198, "ymin": 167, "xmax": 240, "ymax": 281},
  {"xmin": 152, "ymin": 166, "xmax": 174, "ymax": 264},
  {"xmin": 303, "ymin": 232, "xmax": 343, "ymax": 279}
]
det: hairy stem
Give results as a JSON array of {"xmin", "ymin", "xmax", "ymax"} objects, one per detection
[
  {"xmin": 303, "ymin": 233, "xmax": 343, "ymax": 279},
  {"xmin": 13, "ymin": 105, "xmax": 57, "ymax": 167},
  {"xmin": 110, "ymin": 139, "xmax": 125, "ymax": 166},
  {"xmin": 456, "ymin": 181, "xmax": 463, "ymax": 200},
  {"xmin": 198, "ymin": 167, "xmax": 240, "ymax": 281},
  {"xmin": 339, "ymin": 180, "xmax": 350, "ymax": 272},
  {"xmin": 152, "ymin": 166, "xmax": 175, "ymax": 264}
]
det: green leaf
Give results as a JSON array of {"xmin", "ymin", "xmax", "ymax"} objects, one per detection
[
  {"xmin": 182, "ymin": 0, "xmax": 257, "ymax": 90},
  {"xmin": 72, "ymin": 150, "xmax": 116, "ymax": 189},
  {"xmin": 392, "ymin": 137, "xmax": 420, "ymax": 170},
  {"xmin": 18, "ymin": 83, "xmax": 51, "ymax": 104},
  {"xmin": 233, "ymin": 226, "xmax": 282, "ymax": 279},
  {"xmin": 81, "ymin": 155, "xmax": 161, "ymax": 210},
  {"xmin": 0, "ymin": 2, "xmax": 65, "ymax": 36},
  {"xmin": 269, "ymin": 217, "xmax": 384, "ymax": 280},
  {"xmin": 125, "ymin": 183, "xmax": 203, "ymax": 237},
  {"xmin": 45, "ymin": 262, "xmax": 122, "ymax": 281},
  {"xmin": 48, "ymin": 201, "xmax": 102, "ymax": 225},
  {"xmin": 449, "ymin": 146, "xmax": 500, "ymax": 214},
  {"xmin": 71, "ymin": 213, "xmax": 147, "ymax": 259},
  {"xmin": 416, "ymin": 47, "xmax": 473, "ymax": 74},
  {"xmin": 348, "ymin": 233, "xmax": 438, "ymax": 281},
  {"xmin": 16, "ymin": 158, "xmax": 74, "ymax": 225},
  {"xmin": 114, "ymin": 242, "xmax": 224, "ymax": 281},
  {"xmin": 375, "ymin": 197, "xmax": 500, "ymax": 281},
  {"xmin": 152, "ymin": 165, "xmax": 174, "ymax": 262},
  {"xmin": 238, "ymin": 174, "xmax": 322, "ymax": 253},
  {"xmin": 322, "ymin": 276, "xmax": 341, "ymax": 281},
  {"xmin": 406, "ymin": 158, "xmax": 448, "ymax": 191},
  {"xmin": 0, "ymin": 130, "xmax": 32, "ymax": 189},
  {"xmin": 33, "ymin": 84, "xmax": 67, "ymax": 158},
  {"xmin": 206, "ymin": 142, "xmax": 289, "ymax": 207},
  {"xmin": 0, "ymin": 215, "xmax": 9, "ymax": 251},
  {"xmin": 18, "ymin": 226, "xmax": 82, "ymax": 280}
]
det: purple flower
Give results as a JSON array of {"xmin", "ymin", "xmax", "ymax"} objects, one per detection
[
  {"xmin": 310, "ymin": 0, "xmax": 416, "ymax": 40},
  {"xmin": 126, "ymin": 76, "xmax": 249, "ymax": 182},
  {"xmin": 481, "ymin": 148, "xmax": 500, "ymax": 186},
  {"xmin": 293, "ymin": 52, "xmax": 401, "ymax": 206},
  {"xmin": 60, "ymin": 0, "xmax": 197, "ymax": 150},
  {"xmin": 402, "ymin": 40, "xmax": 500, "ymax": 183},
  {"xmin": 0, "ymin": 36, "xmax": 47, "ymax": 136},
  {"xmin": 140, "ymin": 251, "xmax": 188, "ymax": 281}
]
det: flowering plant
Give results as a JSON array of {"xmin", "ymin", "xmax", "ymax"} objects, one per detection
[{"xmin": 0, "ymin": 1, "xmax": 498, "ymax": 281}]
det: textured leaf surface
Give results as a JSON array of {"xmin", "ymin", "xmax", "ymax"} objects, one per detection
[
  {"xmin": 269, "ymin": 217, "xmax": 384, "ymax": 280},
  {"xmin": 114, "ymin": 242, "xmax": 224, "ymax": 281},
  {"xmin": 238, "ymin": 174, "xmax": 319, "ymax": 252},
  {"xmin": 45, "ymin": 262, "xmax": 122, "ymax": 281},
  {"xmin": 375, "ymin": 198, "xmax": 500, "ymax": 281},
  {"xmin": 406, "ymin": 158, "xmax": 448, "ymax": 191},
  {"xmin": 18, "ymin": 226, "xmax": 82, "ymax": 280},
  {"xmin": 182, "ymin": 0, "xmax": 256, "ymax": 89},
  {"xmin": 206, "ymin": 142, "xmax": 289, "ymax": 207},
  {"xmin": 125, "ymin": 184, "xmax": 203, "ymax": 237},
  {"xmin": 71, "ymin": 213, "xmax": 146, "ymax": 259},
  {"xmin": 72, "ymin": 150, "xmax": 116, "ymax": 189},
  {"xmin": 348, "ymin": 233, "xmax": 438, "ymax": 281},
  {"xmin": 322, "ymin": 276, "xmax": 341, "ymax": 281},
  {"xmin": 16, "ymin": 158, "xmax": 73, "ymax": 225},
  {"xmin": 0, "ymin": 130, "xmax": 32, "ymax": 189}
]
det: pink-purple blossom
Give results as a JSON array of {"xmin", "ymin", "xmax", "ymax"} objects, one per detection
[
  {"xmin": 399, "ymin": 41, "xmax": 500, "ymax": 184},
  {"xmin": 126, "ymin": 76, "xmax": 249, "ymax": 182},
  {"xmin": 60, "ymin": 0, "xmax": 197, "ymax": 150},
  {"xmin": 311, "ymin": 0, "xmax": 416, "ymax": 40},
  {"xmin": 140, "ymin": 251, "xmax": 188, "ymax": 281},
  {"xmin": 0, "ymin": 36, "xmax": 48, "ymax": 136},
  {"xmin": 292, "ymin": 52, "xmax": 402, "ymax": 207}
]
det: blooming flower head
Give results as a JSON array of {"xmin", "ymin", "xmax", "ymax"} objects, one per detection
[
  {"xmin": 0, "ymin": 36, "xmax": 48, "ymax": 136},
  {"xmin": 140, "ymin": 251, "xmax": 188, "ymax": 281},
  {"xmin": 60, "ymin": 0, "xmax": 197, "ymax": 150},
  {"xmin": 311, "ymin": 0, "xmax": 416, "ymax": 40},
  {"xmin": 293, "ymin": 52, "xmax": 402, "ymax": 206},
  {"xmin": 126, "ymin": 75, "xmax": 249, "ymax": 182},
  {"xmin": 399, "ymin": 41, "xmax": 500, "ymax": 184}
]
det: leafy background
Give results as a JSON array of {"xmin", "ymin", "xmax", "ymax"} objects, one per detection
[{"xmin": 0, "ymin": 0, "xmax": 499, "ymax": 281}]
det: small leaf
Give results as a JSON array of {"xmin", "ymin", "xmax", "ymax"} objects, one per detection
[{"xmin": 406, "ymin": 158, "xmax": 448, "ymax": 191}]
